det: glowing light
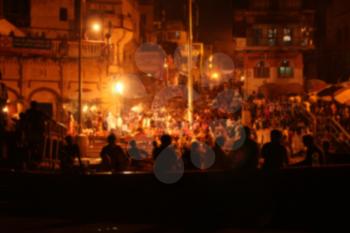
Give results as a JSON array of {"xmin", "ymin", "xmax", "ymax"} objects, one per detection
[
  {"xmin": 147, "ymin": 73, "xmax": 152, "ymax": 77},
  {"xmin": 90, "ymin": 105, "xmax": 97, "ymax": 111},
  {"xmin": 211, "ymin": 72, "xmax": 220, "ymax": 80},
  {"xmin": 113, "ymin": 82, "xmax": 124, "ymax": 94},
  {"xmin": 164, "ymin": 63, "xmax": 168, "ymax": 68},
  {"xmin": 131, "ymin": 104, "xmax": 143, "ymax": 113},
  {"xmin": 2, "ymin": 106, "xmax": 8, "ymax": 113},
  {"xmin": 240, "ymin": 75, "xmax": 245, "ymax": 82},
  {"xmin": 91, "ymin": 22, "xmax": 102, "ymax": 32},
  {"xmin": 82, "ymin": 105, "xmax": 89, "ymax": 113}
]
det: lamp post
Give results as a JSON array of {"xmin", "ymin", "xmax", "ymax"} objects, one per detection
[
  {"xmin": 187, "ymin": 0, "xmax": 194, "ymax": 125},
  {"xmin": 77, "ymin": 0, "xmax": 85, "ymax": 134}
]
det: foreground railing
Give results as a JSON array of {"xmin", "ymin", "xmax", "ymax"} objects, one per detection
[{"xmin": 42, "ymin": 119, "xmax": 67, "ymax": 170}]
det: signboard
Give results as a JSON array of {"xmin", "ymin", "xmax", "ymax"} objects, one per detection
[
  {"xmin": 12, "ymin": 37, "xmax": 52, "ymax": 50},
  {"xmin": 0, "ymin": 35, "xmax": 52, "ymax": 55}
]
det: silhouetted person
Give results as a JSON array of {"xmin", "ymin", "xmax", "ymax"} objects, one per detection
[
  {"xmin": 300, "ymin": 135, "xmax": 324, "ymax": 166},
  {"xmin": 231, "ymin": 127, "xmax": 259, "ymax": 173},
  {"xmin": 262, "ymin": 130, "xmax": 288, "ymax": 172},
  {"xmin": 212, "ymin": 136, "xmax": 228, "ymax": 170},
  {"xmin": 14, "ymin": 112, "xmax": 27, "ymax": 169},
  {"xmin": 153, "ymin": 134, "xmax": 180, "ymax": 175},
  {"xmin": 100, "ymin": 134, "xmax": 128, "ymax": 171},
  {"xmin": 190, "ymin": 141, "xmax": 202, "ymax": 169},
  {"xmin": 128, "ymin": 140, "xmax": 148, "ymax": 160},
  {"xmin": 323, "ymin": 141, "xmax": 332, "ymax": 164},
  {"xmin": 25, "ymin": 101, "xmax": 47, "ymax": 167},
  {"xmin": 151, "ymin": 140, "xmax": 158, "ymax": 160},
  {"xmin": 153, "ymin": 134, "xmax": 172, "ymax": 160},
  {"xmin": 60, "ymin": 136, "xmax": 81, "ymax": 172}
]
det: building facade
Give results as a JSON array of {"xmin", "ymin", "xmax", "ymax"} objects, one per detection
[
  {"xmin": 0, "ymin": 0, "xmax": 141, "ymax": 121},
  {"xmin": 320, "ymin": 0, "xmax": 350, "ymax": 82},
  {"xmin": 233, "ymin": 0, "xmax": 315, "ymax": 96}
]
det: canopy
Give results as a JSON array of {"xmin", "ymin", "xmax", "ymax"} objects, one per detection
[
  {"xmin": 0, "ymin": 19, "xmax": 25, "ymax": 36},
  {"xmin": 306, "ymin": 79, "xmax": 328, "ymax": 93},
  {"xmin": 334, "ymin": 88, "xmax": 350, "ymax": 105},
  {"xmin": 317, "ymin": 85, "xmax": 343, "ymax": 97}
]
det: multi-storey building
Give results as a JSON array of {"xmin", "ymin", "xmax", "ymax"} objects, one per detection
[
  {"xmin": 320, "ymin": 0, "xmax": 350, "ymax": 82},
  {"xmin": 0, "ymin": 0, "xmax": 141, "ymax": 120},
  {"xmin": 233, "ymin": 0, "xmax": 315, "ymax": 96}
]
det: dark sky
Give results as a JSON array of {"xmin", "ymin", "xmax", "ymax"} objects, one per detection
[{"xmin": 156, "ymin": 0, "xmax": 233, "ymax": 43}]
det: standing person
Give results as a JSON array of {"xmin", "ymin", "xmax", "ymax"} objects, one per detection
[
  {"xmin": 153, "ymin": 134, "xmax": 173, "ymax": 160},
  {"xmin": 299, "ymin": 135, "xmax": 324, "ymax": 166},
  {"xmin": 67, "ymin": 112, "xmax": 76, "ymax": 136},
  {"xmin": 14, "ymin": 112, "xmax": 27, "ymax": 169},
  {"xmin": 60, "ymin": 136, "xmax": 82, "ymax": 172},
  {"xmin": 100, "ymin": 134, "xmax": 128, "ymax": 171},
  {"xmin": 24, "ymin": 101, "xmax": 47, "ymax": 168},
  {"xmin": 212, "ymin": 136, "xmax": 229, "ymax": 170},
  {"xmin": 231, "ymin": 127, "xmax": 259, "ymax": 173},
  {"xmin": 261, "ymin": 130, "xmax": 289, "ymax": 172}
]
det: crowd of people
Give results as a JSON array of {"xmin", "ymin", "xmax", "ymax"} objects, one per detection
[
  {"xmin": 0, "ymin": 101, "xmax": 48, "ymax": 169},
  {"xmin": 1, "ymin": 81, "xmax": 349, "ymax": 172},
  {"xmin": 59, "ymin": 127, "xmax": 323, "ymax": 174}
]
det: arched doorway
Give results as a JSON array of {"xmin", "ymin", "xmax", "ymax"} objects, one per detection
[
  {"xmin": 28, "ymin": 88, "xmax": 61, "ymax": 120},
  {"xmin": 4, "ymin": 87, "xmax": 22, "ymax": 117}
]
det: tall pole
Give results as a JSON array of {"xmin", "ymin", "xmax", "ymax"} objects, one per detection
[
  {"xmin": 78, "ymin": 0, "xmax": 84, "ymax": 134},
  {"xmin": 187, "ymin": 0, "xmax": 194, "ymax": 125}
]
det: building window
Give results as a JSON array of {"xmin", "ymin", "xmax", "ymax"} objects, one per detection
[
  {"xmin": 278, "ymin": 60, "xmax": 293, "ymax": 78},
  {"xmin": 251, "ymin": 28, "xmax": 262, "ymax": 45},
  {"xmin": 280, "ymin": 0, "xmax": 301, "ymax": 9},
  {"xmin": 251, "ymin": 0, "xmax": 270, "ymax": 10},
  {"xmin": 59, "ymin": 8, "xmax": 68, "ymax": 21},
  {"xmin": 283, "ymin": 28, "xmax": 292, "ymax": 45},
  {"xmin": 254, "ymin": 61, "xmax": 270, "ymax": 78},
  {"xmin": 268, "ymin": 28, "xmax": 277, "ymax": 46}
]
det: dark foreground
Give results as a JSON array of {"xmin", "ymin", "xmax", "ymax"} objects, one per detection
[{"xmin": 1, "ymin": 166, "xmax": 350, "ymax": 233}]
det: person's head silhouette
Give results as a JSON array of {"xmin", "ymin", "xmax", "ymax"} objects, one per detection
[
  {"xmin": 65, "ymin": 135, "xmax": 74, "ymax": 145},
  {"xmin": 271, "ymin": 130, "xmax": 283, "ymax": 143},
  {"xmin": 129, "ymin": 140, "xmax": 137, "ymax": 148},
  {"xmin": 107, "ymin": 134, "xmax": 117, "ymax": 145},
  {"xmin": 215, "ymin": 136, "xmax": 225, "ymax": 147},
  {"xmin": 243, "ymin": 126, "xmax": 251, "ymax": 140},
  {"xmin": 303, "ymin": 135, "xmax": 314, "ymax": 148},
  {"xmin": 30, "ymin": 101, "xmax": 38, "ymax": 110},
  {"xmin": 160, "ymin": 134, "xmax": 172, "ymax": 147}
]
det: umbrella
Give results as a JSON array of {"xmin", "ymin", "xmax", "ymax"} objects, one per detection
[
  {"xmin": 334, "ymin": 88, "xmax": 350, "ymax": 104},
  {"xmin": 317, "ymin": 85, "xmax": 343, "ymax": 97},
  {"xmin": 306, "ymin": 79, "xmax": 328, "ymax": 93}
]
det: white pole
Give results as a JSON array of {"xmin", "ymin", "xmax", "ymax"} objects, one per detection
[{"xmin": 187, "ymin": 0, "xmax": 194, "ymax": 125}]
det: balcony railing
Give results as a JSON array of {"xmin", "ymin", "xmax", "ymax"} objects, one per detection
[
  {"xmin": 0, "ymin": 35, "xmax": 108, "ymax": 58},
  {"xmin": 51, "ymin": 40, "xmax": 107, "ymax": 58},
  {"xmin": 246, "ymin": 37, "xmax": 314, "ymax": 49}
]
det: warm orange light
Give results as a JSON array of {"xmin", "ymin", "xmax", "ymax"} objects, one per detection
[
  {"xmin": 211, "ymin": 72, "xmax": 220, "ymax": 80},
  {"xmin": 2, "ymin": 106, "xmax": 8, "ymax": 113},
  {"xmin": 82, "ymin": 105, "xmax": 89, "ymax": 113},
  {"xmin": 113, "ymin": 82, "xmax": 124, "ymax": 94},
  {"xmin": 91, "ymin": 22, "xmax": 102, "ymax": 32}
]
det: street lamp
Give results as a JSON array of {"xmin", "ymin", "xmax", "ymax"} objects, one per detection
[
  {"xmin": 2, "ymin": 106, "xmax": 8, "ymax": 113},
  {"xmin": 113, "ymin": 81, "xmax": 124, "ymax": 95},
  {"xmin": 211, "ymin": 72, "xmax": 220, "ymax": 80},
  {"xmin": 91, "ymin": 22, "xmax": 102, "ymax": 33}
]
